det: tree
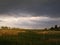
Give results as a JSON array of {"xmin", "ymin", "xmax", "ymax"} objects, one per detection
[
  {"xmin": 55, "ymin": 25, "xmax": 58, "ymax": 29},
  {"xmin": 50, "ymin": 27, "xmax": 54, "ymax": 30},
  {"xmin": 44, "ymin": 28, "xmax": 48, "ymax": 31},
  {"xmin": 54, "ymin": 25, "xmax": 58, "ymax": 31},
  {"xmin": 1, "ymin": 26, "xmax": 8, "ymax": 30}
]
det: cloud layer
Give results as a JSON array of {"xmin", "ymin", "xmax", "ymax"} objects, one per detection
[
  {"xmin": 0, "ymin": 0, "xmax": 60, "ymax": 18},
  {"xmin": 0, "ymin": 17, "xmax": 60, "ymax": 29},
  {"xmin": 0, "ymin": 0, "xmax": 60, "ymax": 29}
]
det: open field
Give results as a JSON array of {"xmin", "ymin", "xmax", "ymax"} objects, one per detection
[
  {"xmin": 0, "ymin": 30, "xmax": 60, "ymax": 45},
  {"xmin": 0, "ymin": 30, "xmax": 26, "ymax": 36}
]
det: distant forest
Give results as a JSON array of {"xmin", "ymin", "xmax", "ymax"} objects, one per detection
[
  {"xmin": 0, "ymin": 25, "xmax": 60, "ymax": 31},
  {"xmin": 49, "ymin": 25, "xmax": 60, "ymax": 31}
]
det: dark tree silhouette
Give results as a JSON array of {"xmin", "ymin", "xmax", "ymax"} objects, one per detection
[
  {"xmin": 55, "ymin": 25, "xmax": 58, "ymax": 29},
  {"xmin": 50, "ymin": 27, "xmax": 54, "ymax": 30},
  {"xmin": 1, "ymin": 26, "xmax": 8, "ymax": 29},
  {"xmin": 49, "ymin": 25, "xmax": 60, "ymax": 31},
  {"xmin": 54, "ymin": 25, "xmax": 58, "ymax": 31}
]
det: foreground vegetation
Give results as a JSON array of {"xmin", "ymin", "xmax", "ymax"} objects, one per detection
[
  {"xmin": 0, "ymin": 25, "xmax": 60, "ymax": 45},
  {"xmin": 0, "ymin": 30, "xmax": 60, "ymax": 45}
]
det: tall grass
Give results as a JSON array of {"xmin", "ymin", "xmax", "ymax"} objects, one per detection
[{"xmin": 0, "ymin": 30, "xmax": 60, "ymax": 45}]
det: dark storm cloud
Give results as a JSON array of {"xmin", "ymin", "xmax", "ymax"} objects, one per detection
[{"xmin": 0, "ymin": 0, "xmax": 60, "ymax": 18}]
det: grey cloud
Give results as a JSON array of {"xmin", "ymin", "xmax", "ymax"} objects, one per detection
[{"xmin": 0, "ymin": 0, "xmax": 60, "ymax": 18}]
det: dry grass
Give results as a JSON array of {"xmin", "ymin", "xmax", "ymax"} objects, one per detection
[
  {"xmin": 0, "ymin": 30, "xmax": 26, "ymax": 36},
  {"xmin": 0, "ymin": 30, "xmax": 60, "ymax": 45}
]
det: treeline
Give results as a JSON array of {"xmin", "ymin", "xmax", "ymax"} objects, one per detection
[
  {"xmin": 0, "ymin": 25, "xmax": 60, "ymax": 31},
  {"xmin": 49, "ymin": 25, "xmax": 60, "ymax": 31},
  {"xmin": 0, "ymin": 26, "xmax": 20, "ymax": 30}
]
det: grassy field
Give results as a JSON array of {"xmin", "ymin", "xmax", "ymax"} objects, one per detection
[{"xmin": 0, "ymin": 30, "xmax": 60, "ymax": 45}]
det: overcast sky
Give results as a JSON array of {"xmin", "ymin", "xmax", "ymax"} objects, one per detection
[{"xmin": 0, "ymin": 0, "xmax": 60, "ymax": 29}]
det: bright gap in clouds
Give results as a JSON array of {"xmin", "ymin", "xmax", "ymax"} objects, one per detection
[{"xmin": 0, "ymin": 16, "xmax": 60, "ymax": 29}]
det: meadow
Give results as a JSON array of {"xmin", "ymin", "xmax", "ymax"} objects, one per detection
[{"xmin": 0, "ymin": 29, "xmax": 60, "ymax": 45}]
